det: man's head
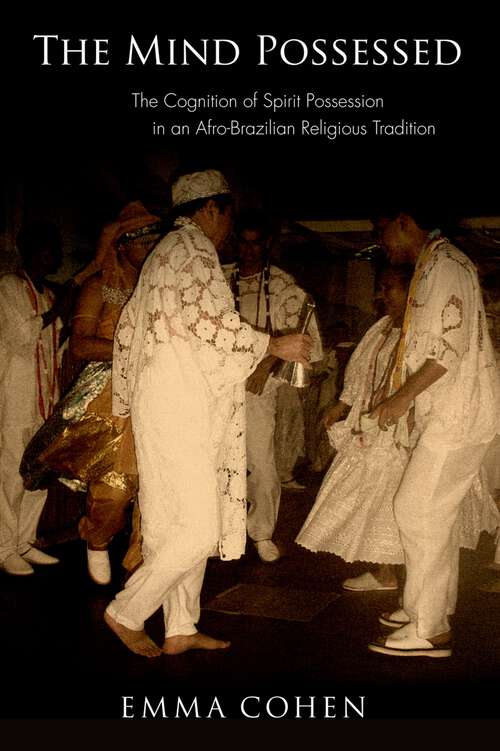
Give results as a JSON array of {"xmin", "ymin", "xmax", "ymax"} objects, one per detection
[
  {"xmin": 235, "ymin": 210, "xmax": 272, "ymax": 275},
  {"xmin": 16, "ymin": 220, "xmax": 62, "ymax": 277},
  {"xmin": 371, "ymin": 205, "xmax": 440, "ymax": 265},
  {"xmin": 171, "ymin": 169, "xmax": 233, "ymax": 250}
]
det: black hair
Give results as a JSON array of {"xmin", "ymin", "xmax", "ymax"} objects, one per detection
[
  {"xmin": 172, "ymin": 193, "xmax": 233, "ymax": 220},
  {"xmin": 235, "ymin": 209, "xmax": 272, "ymax": 240},
  {"xmin": 370, "ymin": 204, "xmax": 443, "ymax": 232}
]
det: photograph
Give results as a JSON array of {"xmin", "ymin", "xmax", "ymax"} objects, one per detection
[{"xmin": 1, "ymin": 11, "xmax": 499, "ymax": 732}]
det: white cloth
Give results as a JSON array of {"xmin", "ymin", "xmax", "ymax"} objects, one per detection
[
  {"xmin": 403, "ymin": 242, "xmax": 500, "ymax": 448},
  {"xmin": 274, "ymin": 383, "xmax": 305, "ymax": 482},
  {"xmin": 107, "ymin": 218, "xmax": 268, "ymax": 632},
  {"xmin": 396, "ymin": 440, "xmax": 490, "ymax": 637},
  {"xmin": 297, "ymin": 316, "xmax": 499, "ymax": 563},
  {"xmin": 395, "ymin": 241, "xmax": 500, "ymax": 638},
  {"xmin": 223, "ymin": 264, "xmax": 322, "ymax": 541},
  {"xmin": 246, "ymin": 380, "xmax": 281, "ymax": 541},
  {"xmin": 0, "ymin": 273, "xmax": 60, "ymax": 561}
]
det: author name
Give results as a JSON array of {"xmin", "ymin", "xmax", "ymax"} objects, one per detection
[{"xmin": 121, "ymin": 694, "xmax": 366, "ymax": 719}]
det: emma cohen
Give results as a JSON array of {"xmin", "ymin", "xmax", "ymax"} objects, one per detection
[{"xmin": 121, "ymin": 694, "xmax": 366, "ymax": 719}]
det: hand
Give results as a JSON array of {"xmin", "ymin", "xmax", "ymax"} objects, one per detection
[
  {"xmin": 369, "ymin": 391, "xmax": 413, "ymax": 431},
  {"xmin": 322, "ymin": 402, "xmax": 350, "ymax": 428},
  {"xmin": 43, "ymin": 281, "xmax": 78, "ymax": 327},
  {"xmin": 371, "ymin": 384, "xmax": 387, "ymax": 410},
  {"xmin": 246, "ymin": 356, "xmax": 279, "ymax": 395},
  {"xmin": 268, "ymin": 334, "xmax": 312, "ymax": 369}
]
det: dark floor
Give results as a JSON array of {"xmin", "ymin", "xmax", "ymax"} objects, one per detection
[{"xmin": 2, "ymin": 474, "xmax": 500, "ymax": 721}]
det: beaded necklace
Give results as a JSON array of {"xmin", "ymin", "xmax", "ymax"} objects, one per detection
[{"xmin": 232, "ymin": 260, "xmax": 273, "ymax": 334}]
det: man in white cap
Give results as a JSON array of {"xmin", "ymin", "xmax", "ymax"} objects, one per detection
[{"xmin": 104, "ymin": 169, "xmax": 312, "ymax": 656}]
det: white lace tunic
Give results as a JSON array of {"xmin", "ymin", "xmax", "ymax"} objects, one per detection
[
  {"xmin": 404, "ymin": 242, "xmax": 500, "ymax": 448},
  {"xmin": 112, "ymin": 218, "xmax": 269, "ymax": 560}
]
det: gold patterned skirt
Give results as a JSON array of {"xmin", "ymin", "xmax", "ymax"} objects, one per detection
[{"xmin": 21, "ymin": 361, "xmax": 137, "ymax": 494}]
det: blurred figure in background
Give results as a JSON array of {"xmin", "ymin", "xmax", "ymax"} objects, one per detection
[
  {"xmin": 0, "ymin": 220, "xmax": 65, "ymax": 575},
  {"xmin": 225, "ymin": 209, "xmax": 323, "ymax": 562},
  {"xmin": 21, "ymin": 203, "xmax": 160, "ymax": 584}
]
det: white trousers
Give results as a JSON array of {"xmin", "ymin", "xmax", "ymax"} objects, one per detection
[
  {"xmin": 0, "ymin": 420, "xmax": 47, "ymax": 562},
  {"xmin": 274, "ymin": 384, "xmax": 305, "ymax": 482},
  {"xmin": 394, "ymin": 439, "xmax": 490, "ymax": 638},
  {"xmin": 107, "ymin": 557, "xmax": 208, "ymax": 636},
  {"xmin": 482, "ymin": 435, "xmax": 500, "ymax": 564},
  {"xmin": 482, "ymin": 434, "xmax": 500, "ymax": 496},
  {"xmin": 106, "ymin": 394, "xmax": 220, "ymax": 634},
  {"xmin": 246, "ymin": 381, "xmax": 281, "ymax": 542}
]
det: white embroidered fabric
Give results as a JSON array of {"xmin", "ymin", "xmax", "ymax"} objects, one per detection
[
  {"xmin": 297, "ymin": 316, "xmax": 500, "ymax": 562},
  {"xmin": 404, "ymin": 242, "xmax": 500, "ymax": 446},
  {"xmin": 223, "ymin": 264, "xmax": 323, "ymax": 362},
  {"xmin": 0, "ymin": 273, "xmax": 61, "ymax": 424},
  {"xmin": 112, "ymin": 218, "xmax": 269, "ymax": 559}
]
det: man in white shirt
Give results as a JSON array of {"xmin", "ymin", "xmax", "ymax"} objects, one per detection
[
  {"xmin": 367, "ymin": 207, "xmax": 500, "ymax": 657},
  {"xmin": 224, "ymin": 211, "xmax": 322, "ymax": 563}
]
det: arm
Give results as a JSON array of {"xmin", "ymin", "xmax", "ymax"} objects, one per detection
[
  {"xmin": 245, "ymin": 335, "xmax": 313, "ymax": 395},
  {"xmin": 322, "ymin": 399, "xmax": 351, "ymax": 428},
  {"xmin": 370, "ymin": 358, "xmax": 447, "ymax": 429},
  {"xmin": 371, "ymin": 253, "xmax": 472, "ymax": 430},
  {"xmin": 69, "ymin": 275, "xmax": 113, "ymax": 361},
  {"xmin": 179, "ymin": 253, "xmax": 310, "ymax": 393}
]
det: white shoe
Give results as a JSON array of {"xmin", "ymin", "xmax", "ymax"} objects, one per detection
[
  {"xmin": 342, "ymin": 571, "xmax": 398, "ymax": 592},
  {"xmin": 22, "ymin": 547, "xmax": 59, "ymax": 566},
  {"xmin": 1, "ymin": 553, "xmax": 34, "ymax": 576},
  {"xmin": 87, "ymin": 548, "xmax": 112, "ymax": 585},
  {"xmin": 281, "ymin": 478, "xmax": 306, "ymax": 491},
  {"xmin": 255, "ymin": 539, "xmax": 281, "ymax": 563},
  {"xmin": 368, "ymin": 622, "xmax": 452, "ymax": 658},
  {"xmin": 378, "ymin": 608, "xmax": 411, "ymax": 628}
]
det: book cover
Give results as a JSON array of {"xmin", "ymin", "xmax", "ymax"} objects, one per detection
[{"xmin": 2, "ymin": 10, "xmax": 499, "ymax": 734}]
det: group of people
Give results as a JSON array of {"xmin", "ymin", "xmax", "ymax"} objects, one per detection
[{"xmin": 1, "ymin": 168, "xmax": 499, "ymax": 660}]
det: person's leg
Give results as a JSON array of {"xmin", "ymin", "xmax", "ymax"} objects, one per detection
[
  {"xmin": 394, "ymin": 440, "xmax": 490, "ymax": 640},
  {"xmin": 81, "ymin": 476, "xmax": 135, "ymax": 551},
  {"xmin": 105, "ymin": 409, "xmax": 221, "ymax": 655},
  {"xmin": 17, "ymin": 487, "xmax": 52, "ymax": 556},
  {"xmin": 162, "ymin": 559, "xmax": 230, "ymax": 654},
  {"xmin": 121, "ymin": 500, "xmax": 143, "ymax": 575},
  {"xmin": 274, "ymin": 384, "xmax": 305, "ymax": 483},
  {"xmin": 80, "ymin": 475, "xmax": 136, "ymax": 584},
  {"xmin": 0, "ymin": 423, "xmax": 47, "ymax": 573},
  {"xmin": 246, "ymin": 384, "xmax": 281, "ymax": 545}
]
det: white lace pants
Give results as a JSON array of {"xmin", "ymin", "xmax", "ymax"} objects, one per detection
[
  {"xmin": 0, "ymin": 419, "xmax": 47, "ymax": 562},
  {"xmin": 394, "ymin": 439, "xmax": 490, "ymax": 638},
  {"xmin": 246, "ymin": 380, "xmax": 281, "ymax": 542}
]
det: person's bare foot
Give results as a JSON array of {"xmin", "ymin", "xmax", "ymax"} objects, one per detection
[
  {"xmin": 104, "ymin": 610, "xmax": 162, "ymax": 657},
  {"xmin": 162, "ymin": 632, "xmax": 231, "ymax": 655}
]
